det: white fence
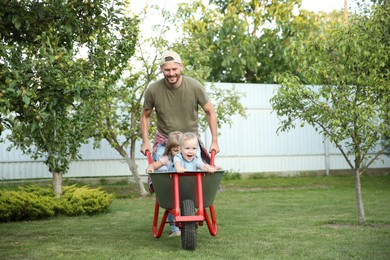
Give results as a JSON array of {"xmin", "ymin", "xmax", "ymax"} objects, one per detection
[{"xmin": 1, "ymin": 83, "xmax": 389, "ymax": 180}]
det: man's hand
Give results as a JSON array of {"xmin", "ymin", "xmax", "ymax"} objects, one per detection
[
  {"xmin": 141, "ymin": 142, "xmax": 152, "ymax": 156},
  {"xmin": 209, "ymin": 142, "xmax": 220, "ymax": 154}
]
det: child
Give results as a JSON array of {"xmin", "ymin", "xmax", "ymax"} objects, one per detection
[
  {"xmin": 146, "ymin": 131, "xmax": 182, "ymax": 173},
  {"xmin": 146, "ymin": 131, "xmax": 183, "ymax": 237},
  {"xmin": 173, "ymin": 132, "xmax": 220, "ymax": 173}
]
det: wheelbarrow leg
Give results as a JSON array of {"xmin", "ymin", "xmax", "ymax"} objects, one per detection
[
  {"xmin": 152, "ymin": 200, "xmax": 169, "ymax": 238},
  {"xmin": 204, "ymin": 204, "xmax": 218, "ymax": 236}
]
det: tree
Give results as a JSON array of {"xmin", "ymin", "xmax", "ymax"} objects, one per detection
[
  {"xmin": 1, "ymin": 0, "xmax": 139, "ymax": 197},
  {"xmin": 0, "ymin": 0, "xmax": 97, "ymax": 135},
  {"xmin": 83, "ymin": 4, "xmax": 169, "ymax": 197},
  {"xmin": 175, "ymin": 0, "xmax": 341, "ymax": 83},
  {"xmin": 270, "ymin": 2, "xmax": 389, "ymax": 224},
  {"xmin": 86, "ymin": 73, "xmax": 149, "ymax": 197}
]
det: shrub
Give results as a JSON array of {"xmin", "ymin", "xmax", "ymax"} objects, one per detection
[
  {"xmin": 0, "ymin": 185, "xmax": 113, "ymax": 222},
  {"xmin": 57, "ymin": 185, "xmax": 114, "ymax": 216},
  {"xmin": 0, "ymin": 189, "xmax": 55, "ymax": 221},
  {"xmin": 222, "ymin": 171, "xmax": 241, "ymax": 181}
]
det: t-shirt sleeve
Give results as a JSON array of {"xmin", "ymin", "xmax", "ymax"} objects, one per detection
[
  {"xmin": 173, "ymin": 154, "xmax": 181, "ymax": 164},
  {"xmin": 194, "ymin": 80, "xmax": 209, "ymax": 107},
  {"xmin": 143, "ymin": 86, "xmax": 154, "ymax": 110},
  {"xmin": 196, "ymin": 157, "xmax": 204, "ymax": 169}
]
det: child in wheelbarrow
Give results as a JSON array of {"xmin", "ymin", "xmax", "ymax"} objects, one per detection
[
  {"xmin": 174, "ymin": 132, "xmax": 220, "ymax": 173},
  {"xmin": 146, "ymin": 131, "xmax": 183, "ymax": 237},
  {"xmin": 147, "ymin": 131, "xmax": 220, "ymax": 237},
  {"xmin": 146, "ymin": 131, "xmax": 182, "ymax": 173}
]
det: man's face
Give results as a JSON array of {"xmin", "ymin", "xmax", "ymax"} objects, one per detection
[
  {"xmin": 161, "ymin": 62, "xmax": 183, "ymax": 86},
  {"xmin": 180, "ymin": 138, "xmax": 198, "ymax": 162}
]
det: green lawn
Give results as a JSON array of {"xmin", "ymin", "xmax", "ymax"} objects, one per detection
[{"xmin": 1, "ymin": 175, "xmax": 389, "ymax": 259}]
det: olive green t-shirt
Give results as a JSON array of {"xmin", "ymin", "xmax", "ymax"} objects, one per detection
[{"xmin": 143, "ymin": 76, "xmax": 209, "ymax": 136}]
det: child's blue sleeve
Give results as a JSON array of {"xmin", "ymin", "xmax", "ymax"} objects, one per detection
[
  {"xmin": 196, "ymin": 157, "xmax": 204, "ymax": 169},
  {"xmin": 168, "ymin": 162, "xmax": 176, "ymax": 171},
  {"xmin": 173, "ymin": 154, "xmax": 181, "ymax": 163}
]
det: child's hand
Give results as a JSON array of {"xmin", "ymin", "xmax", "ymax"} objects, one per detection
[
  {"xmin": 202, "ymin": 164, "xmax": 214, "ymax": 173},
  {"xmin": 146, "ymin": 166, "xmax": 154, "ymax": 173},
  {"xmin": 208, "ymin": 165, "xmax": 217, "ymax": 173},
  {"xmin": 176, "ymin": 166, "xmax": 186, "ymax": 173},
  {"xmin": 205, "ymin": 165, "xmax": 222, "ymax": 173}
]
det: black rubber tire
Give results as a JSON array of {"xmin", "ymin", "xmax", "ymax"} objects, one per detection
[{"xmin": 181, "ymin": 199, "xmax": 197, "ymax": 250}]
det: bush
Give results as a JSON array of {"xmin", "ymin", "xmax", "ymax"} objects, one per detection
[
  {"xmin": 57, "ymin": 185, "xmax": 114, "ymax": 216},
  {"xmin": 222, "ymin": 171, "xmax": 241, "ymax": 181},
  {"xmin": 0, "ymin": 189, "xmax": 56, "ymax": 222},
  {"xmin": 0, "ymin": 185, "xmax": 113, "ymax": 222}
]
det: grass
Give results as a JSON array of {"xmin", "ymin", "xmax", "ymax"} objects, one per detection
[{"xmin": 1, "ymin": 175, "xmax": 389, "ymax": 259}]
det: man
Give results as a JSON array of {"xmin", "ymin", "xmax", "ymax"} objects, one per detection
[
  {"xmin": 140, "ymin": 50, "xmax": 220, "ymax": 163},
  {"xmin": 140, "ymin": 50, "xmax": 220, "ymax": 237}
]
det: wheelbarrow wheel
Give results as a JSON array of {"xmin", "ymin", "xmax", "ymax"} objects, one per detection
[{"xmin": 181, "ymin": 199, "xmax": 197, "ymax": 250}]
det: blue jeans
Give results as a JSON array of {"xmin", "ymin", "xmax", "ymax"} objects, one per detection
[{"xmin": 167, "ymin": 212, "xmax": 179, "ymax": 233}]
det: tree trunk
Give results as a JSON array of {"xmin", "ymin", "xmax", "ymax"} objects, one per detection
[
  {"xmin": 344, "ymin": 0, "xmax": 348, "ymax": 25},
  {"xmin": 354, "ymin": 168, "xmax": 365, "ymax": 225},
  {"xmin": 112, "ymin": 141, "xmax": 147, "ymax": 197},
  {"xmin": 52, "ymin": 171, "xmax": 63, "ymax": 198},
  {"xmin": 124, "ymin": 155, "xmax": 148, "ymax": 197},
  {"xmin": 104, "ymin": 135, "xmax": 148, "ymax": 197}
]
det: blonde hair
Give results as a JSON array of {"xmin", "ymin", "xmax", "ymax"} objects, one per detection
[
  {"xmin": 163, "ymin": 131, "xmax": 183, "ymax": 157},
  {"xmin": 179, "ymin": 132, "xmax": 198, "ymax": 146}
]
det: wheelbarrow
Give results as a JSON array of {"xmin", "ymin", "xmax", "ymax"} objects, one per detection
[{"xmin": 146, "ymin": 151, "xmax": 224, "ymax": 250}]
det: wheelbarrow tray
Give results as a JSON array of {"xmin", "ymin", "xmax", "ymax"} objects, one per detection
[{"xmin": 149, "ymin": 170, "xmax": 224, "ymax": 209}]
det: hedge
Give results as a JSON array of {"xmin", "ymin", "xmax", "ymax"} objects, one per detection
[{"xmin": 0, "ymin": 185, "xmax": 114, "ymax": 222}]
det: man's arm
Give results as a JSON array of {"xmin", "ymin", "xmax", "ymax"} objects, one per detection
[
  {"xmin": 140, "ymin": 108, "xmax": 152, "ymax": 155},
  {"xmin": 202, "ymin": 101, "xmax": 220, "ymax": 154}
]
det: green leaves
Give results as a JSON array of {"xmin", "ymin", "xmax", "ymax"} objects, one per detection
[
  {"xmin": 176, "ymin": 0, "xmax": 340, "ymax": 83},
  {"xmin": 271, "ymin": 2, "xmax": 390, "ymax": 172},
  {"xmin": 0, "ymin": 185, "xmax": 113, "ymax": 222},
  {"xmin": 11, "ymin": 16, "xmax": 21, "ymax": 30},
  {"xmin": 1, "ymin": 0, "xmax": 139, "ymax": 176}
]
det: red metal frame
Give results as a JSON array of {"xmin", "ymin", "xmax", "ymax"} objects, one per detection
[{"xmin": 147, "ymin": 150, "xmax": 219, "ymax": 238}]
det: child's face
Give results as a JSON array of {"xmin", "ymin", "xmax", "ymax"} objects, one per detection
[
  {"xmin": 170, "ymin": 146, "xmax": 180, "ymax": 157},
  {"xmin": 180, "ymin": 138, "xmax": 198, "ymax": 161}
]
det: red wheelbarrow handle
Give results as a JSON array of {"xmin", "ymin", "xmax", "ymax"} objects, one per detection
[
  {"xmin": 146, "ymin": 150, "xmax": 153, "ymax": 165},
  {"xmin": 210, "ymin": 150, "xmax": 216, "ymax": 166}
]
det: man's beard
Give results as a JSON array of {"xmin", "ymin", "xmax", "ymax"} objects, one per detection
[{"xmin": 166, "ymin": 74, "xmax": 181, "ymax": 85}]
